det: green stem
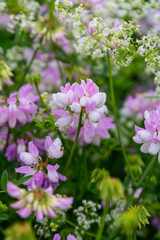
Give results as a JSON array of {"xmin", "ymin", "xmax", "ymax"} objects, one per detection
[
  {"xmin": 133, "ymin": 232, "xmax": 137, "ymax": 240},
  {"xmin": 63, "ymin": 111, "xmax": 83, "ymax": 173},
  {"xmin": 35, "ymin": 83, "xmax": 50, "ymax": 115},
  {"xmin": 2, "ymin": 127, "xmax": 10, "ymax": 156},
  {"xmin": 107, "ymin": 50, "xmax": 136, "ymax": 183},
  {"xmin": 96, "ymin": 201, "xmax": 109, "ymax": 240},
  {"xmin": 22, "ymin": 46, "xmax": 40, "ymax": 82},
  {"xmin": 134, "ymin": 155, "xmax": 157, "ymax": 188},
  {"xmin": 35, "ymin": 82, "xmax": 68, "ymax": 151},
  {"xmin": 124, "ymin": 188, "xmax": 136, "ymax": 210},
  {"xmin": 135, "ymin": 155, "xmax": 157, "ymax": 205}
]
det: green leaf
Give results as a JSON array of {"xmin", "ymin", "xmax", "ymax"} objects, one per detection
[
  {"xmin": 13, "ymin": 175, "xmax": 33, "ymax": 186},
  {"xmin": 0, "ymin": 213, "xmax": 8, "ymax": 221},
  {"xmin": 1, "ymin": 170, "xmax": 8, "ymax": 190}
]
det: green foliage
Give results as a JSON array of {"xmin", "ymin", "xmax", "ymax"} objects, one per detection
[
  {"xmin": 1, "ymin": 170, "xmax": 8, "ymax": 190},
  {"xmin": 34, "ymin": 115, "xmax": 58, "ymax": 131}
]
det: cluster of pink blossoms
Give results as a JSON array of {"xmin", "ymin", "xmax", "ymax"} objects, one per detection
[
  {"xmin": 52, "ymin": 79, "xmax": 115, "ymax": 145},
  {"xmin": 0, "ymin": 128, "xmax": 45, "ymax": 162},
  {"xmin": 53, "ymin": 234, "xmax": 76, "ymax": 240},
  {"xmin": 16, "ymin": 136, "xmax": 66, "ymax": 190},
  {"xmin": 0, "ymin": 84, "xmax": 38, "ymax": 128},
  {"xmin": 7, "ymin": 182, "xmax": 73, "ymax": 221},
  {"xmin": 133, "ymin": 106, "xmax": 160, "ymax": 161},
  {"xmin": 121, "ymin": 90, "xmax": 160, "ymax": 121}
]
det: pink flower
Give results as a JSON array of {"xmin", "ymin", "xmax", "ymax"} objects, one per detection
[
  {"xmin": 7, "ymin": 182, "xmax": 73, "ymax": 221},
  {"xmin": 0, "ymin": 84, "xmax": 38, "ymax": 128},
  {"xmin": 133, "ymin": 106, "xmax": 160, "ymax": 162},
  {"xmin": 53, "ymin": 234, "xmax": 76, "ymax": 240},
  {"xmin": 52, "ymin": 79, "xmax": 115, "ymax": 145},
  {"xmin": 121, "ymin": 90, "xmax": 160, "ymax": 121},
  {"xmin": 16, "ymin": 138, "xmax": 66, "ymax": 189}
]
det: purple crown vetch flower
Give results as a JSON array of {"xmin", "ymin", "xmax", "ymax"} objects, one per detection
[
  {"xmin": 0, "ymin": 84, "xmax": 38, "ymax": 128},
  {"xmin": 16, "ymin": 137, "xmax": 66, "ymax": 189},
  {"xmin": 7, "ymin": 182, "xmax": 73, "ymax": 221},
  {"xmin": 133, "ymin": 106, "xmax": 160, "ymax": 162},
  {"xmin": 52, "ymin": 79, "xmax": 115, "ymax": 145},
  {"xmin": 53, "ymin": 234, "xmax": 76, "ymax": 240}
]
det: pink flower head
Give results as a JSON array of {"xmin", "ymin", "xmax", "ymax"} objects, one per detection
[
  {"xmin": 7, "ymin": 182, "xmax": 73, "ymax": 221},
  {"xmin": 16, "ymin": 138, "xmax": 66, "ymax": 190},
  {"xmin": 0, "ymin": 84, "xmax": 38, "ymax": 128},
  {"xmin": 133, "ymin": 106, "xmax": 160, "ymax": 162},
  {"xmin": 52, "ymin": 79, "xmax": 115, "ymax": 145},
  {"xmin": 121, "ymin": 90, "xmax": 160, "ymax": 121}
]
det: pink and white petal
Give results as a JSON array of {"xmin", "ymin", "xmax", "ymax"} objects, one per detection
[
  {"xmin": 137, "ymin": 130, "xmax": 151, "ymax": 142},
  {"xmin": 29, "ymin": 141, "xmax": 39, "ymax": 158},
  {"xmin": 140, "ymin": 143, "xmax": 151, "ymax": 153},
  {"xmin": 19, "ymin": 152, "xmax": 35, "ymax": 165},
  {"xmin": 133, "ymin": 135, "xmax": 143, "ymax": 144},
  {"xmin": 148, "ymin": 142, "xmax": 160, "ymax": 155},
  {"xmin": 16, "ymin": 206, "xmax": 31, "ymax": 218}
]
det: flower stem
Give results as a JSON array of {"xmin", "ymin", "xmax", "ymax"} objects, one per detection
[
  {"xmin": 35, "ymin": 82, "xmax": 68, "ymax": 152},
  {"xmin": 96, "ymin": 201, "xmax": 109, "ymax": 240},
  {"xmin": 64, "ymin": 111, "xmax": 83, "ymax": 173},
  {"xmin": 134, "ymin": 155, "xmax": 157, "ymax": 188},
  {"xmin": 107, "ymin": 50, "xmax": 136, "ymax": 183},
  {"xmin": 135, "ymin": 155, "xmax": 157, "ymax": 204}
]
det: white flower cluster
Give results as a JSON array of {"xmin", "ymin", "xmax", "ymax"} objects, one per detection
[
  {"xmin": 137, "ymin": 34, "xmax": 160, "ymax": 85},
  {"xmin": 74, "ymin": 200, "xmax": 101, "ymax": 236},
  {"xmin": 104, "ymin": 0, "xmax": 160, "ymax": 21},
  {"xmin": 6, "ymin": 0, "xmax": 40, "ymax": 35},
  {"xmin": 5, "ymin": 46, "xmax": 25, "ymax": 70}
]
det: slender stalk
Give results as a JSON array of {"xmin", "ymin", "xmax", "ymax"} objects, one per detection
[
  {"xmin": 96, "ymin": 201, "xmax": 109, "ymax": 240},
  {"xmin": 2, "ymin": 127, "xmax": 10, "ymax": 156},
  {"xmin": 35, "ymin": 82, "xmax": 50, "ymax": 115},
  {"xmin": 124, "ymin": 188, "xmax": 136, "ymax": 210},
  {"xmin": 22, "ymin": 47, "xmax": 39, "ymax": 82},
  {"xmin": 35, "ymin": 82, "xmax": 68, "ymax": 151},
  {"xmin": 133, "ymin": 232, "xmax": 137, "ymax": 240},
  {"xmin": 134, "ymin": 155, "xmax": 157, "ymax": 188},
  {"xmin": 135, "ymin": 155, "xmax": 157, "ymax": 205},
  {"xmin": 64, "ymin": 111, "xmax": 83, "ymax": 173},
  {"xmin": 107, "ymin": 50, "xmax": 136, "ymax": 183}
]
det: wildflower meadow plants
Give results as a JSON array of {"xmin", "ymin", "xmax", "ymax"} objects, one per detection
[{"xmin": 1, "ymin": 0, "xmax": 160, "ymax": 240}]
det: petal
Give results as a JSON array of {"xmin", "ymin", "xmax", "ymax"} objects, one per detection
[
  {"xmin": 53, "ymin": 234, "xmax": 61, "ymax": 240},
  {"xmin": 140, "ymin": 143, "xmax": 151, "ymax": 153},
  {"xmin": 19, "ymin": 152, "xmax": 35, "ymax": 165},
  {"xmin": 16, "ymin": 206, "xmax": 31, "ymax": 218},
  {"xmin": 137, "ymin": 130, "xmax": 151, "ymax": 142},
  {"xmin": 148, "ymin": 142, "xmax": 160, "ymax": 155},
  {"xmin": 29, "ymin": 141, "xmax": 39, "ymax": 158}
]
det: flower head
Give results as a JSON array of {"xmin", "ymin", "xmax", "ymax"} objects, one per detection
[
  {"xmin": 52, "ymin": 79, "xmax": 115, "ymax": 145},
  {"xmin": 7, "ymin": 182, "xmax": 73, "ymax": 222},
  {"xmin": 16, "ymin": 137, "xmax": 66, "ymax": 189},
  {"xmin": 133, "ymin": 106, "xmax": 160, "ymax": 161},
  {"xmin": 0, "ymin": 84, "xmax": 38, "ymax": 128}
]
